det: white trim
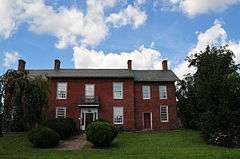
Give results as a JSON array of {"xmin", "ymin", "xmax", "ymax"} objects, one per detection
[
  {"xmin": 113, "ymin": 82, "xmax": 123, "ymax": 99},
  {"xmin": 160, "ymin": 105, "xmax": 169, "ymax": 122},
  {"xmin": 78, "ymin": 104, "xmax": 99, "ymax": 107},
  {"xmin": 142, "ymin": 85, "xmax": 150, "ymax": 99},
  {"xmin": 80, "ymin": 108, "xmax": 98, "ymax": 130},
  {"xmin": 159, "ymin": 85, "xmax": 167, "ymax": 99},
  {"xmin": 56, "ymin": 82, "xmax": 67, "ymax": 99},
  {"xmin": 55, "ymin": 107, "xmax": 66, "ymax": 118}
]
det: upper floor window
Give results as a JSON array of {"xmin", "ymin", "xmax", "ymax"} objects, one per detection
[
  {"xmin": 142, "ymin": 85, "xmax": 150, "ymax": 99},
  {"xmin": 57, "ymin": 82, "xmax": 67, "ymax": 99},
  {"xmin": 56, "ymin": 107, "xmax": 66, "ymax": 118},
  {"xmin": 160, "ymin": 105, "xmax": 169, "ymax": 122},
  {"xmin": 85, "ymin": 84, "xmax": 95, "ymax": 98},
  {"xmin": 113, "ymin": 82, "xmax": 123, "ymax": 99},
  {"xmin": 113, "ymin": 107, "xmax": 123, "ymax": 124},
  {"xmin": 159, "ymin": 85, "xmax": 167, "ymax": 99}
]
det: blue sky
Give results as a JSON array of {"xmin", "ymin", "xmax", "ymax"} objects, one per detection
[{"xmin": 0, "ymin": 0, "xmax": 240, "ymax": 78}]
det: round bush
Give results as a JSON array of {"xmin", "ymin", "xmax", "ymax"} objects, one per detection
[
  {"xmin": 86, "ymin": 121, "xmax": 118, "ymax": 147},
  {"xmin": 42, "ymin": 118, "xmax": 77, "ymax": 139},
  {"xmin": 28, "ymin": 127, "xmax": 60, "ymax": 148}
]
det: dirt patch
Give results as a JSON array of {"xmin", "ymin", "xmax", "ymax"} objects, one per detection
[{"xmin": 55, "ymin": 134, "xmax": 88, "ymax": 150}]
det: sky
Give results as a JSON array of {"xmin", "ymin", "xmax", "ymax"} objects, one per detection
[{"xmin": 0, "ymin": 0, "xmax": 240, "ymax": 79}]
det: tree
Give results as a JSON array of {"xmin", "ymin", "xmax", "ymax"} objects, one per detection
[
  {"xmin": 0, "ymin": 76, "xmax": 3, "ymax": 137},
  {"xmin": 1, "ymin": 70, "xmax": 48, "ymax": 131},
  {"xmin": 177, "ymin": 46, "xmax": 240, "ymax": 147},
  {"xmin": 25, "ymin": 77, "xmax": 48, "ymax": 128}
]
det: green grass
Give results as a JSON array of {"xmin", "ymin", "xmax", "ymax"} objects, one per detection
[{"xmin": 0, "ymin": 130, "xmax": 239, "ymax": 159}]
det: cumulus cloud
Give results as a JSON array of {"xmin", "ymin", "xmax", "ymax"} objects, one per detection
[
  {"xmin": 174, "ymin": 19, "xmax": 240, "ymax": 79},
  {"xmin": 3, "ymin": 51, "xmax": 20, "ymax": 67},
  {"xmin": 106, "ymin": 5, "xmax": 147, "ymax": 28},
  {"xmin": 73, "ymin": 45, "xmax": 163, "ymax": 69},
  {"xmin": 0, "ymin": 0, "xmax": 146, "ymax": 48},
  {"xmin": 167, "ymin": 0, "xmax": 240, "ymax": 16}
]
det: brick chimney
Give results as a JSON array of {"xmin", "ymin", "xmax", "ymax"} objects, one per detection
[
  {"xmin": 18, "ymin": 59, "xmax": 26, "ymax": 72},
  {"xmin": 162, "ymin": 60, "xmax": 168, "ymax": 71},
  {"xmin": 127, "ymin": 60, "xmax": 132, "ymax": 70},
  {"xmin": 54, "ymin": 59, "xmax": 61, "ymax": 70}
]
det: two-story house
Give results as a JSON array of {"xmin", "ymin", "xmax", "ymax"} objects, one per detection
[{"xmin": 18, "ymin": 59, "xmax": 179, "ymax": 131}]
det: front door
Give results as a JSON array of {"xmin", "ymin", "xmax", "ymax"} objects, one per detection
[
  {"xmin": 85, "ymin": 113, "xmax": 94, "ymax": 129},
  {"xmin": 144, "ymin": 113, "xmax": 151, "ymax": 129}
]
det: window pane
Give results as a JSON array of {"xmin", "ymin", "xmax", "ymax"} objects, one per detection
[
  {"xmin": 57, "ymin": 83, "xmax": 67, "ymax": 99},
  {"xmin": 159, "ymin": 86, "xmax": 167, "ymax": 99},
  {"xmin": 160, "ymin": 106, "xmax": 168, "ymax": 122},
  {"xmin": 85, "ymin": 84, "xmax": 95, "ymax": 97},
  {"xmin": 113, "ymin": 107, "xmax": 123, "ymax": 124},
  {"xmin": 56, "ymin": 107, "xmax": 66, "ymax": 118},
  {"xmin": 142, "ymin": 86, "xmax": 150, "ymax": 99},
  {"xmin": 113, "ymin": 83, "xmax": 123, "ymax": 99}
]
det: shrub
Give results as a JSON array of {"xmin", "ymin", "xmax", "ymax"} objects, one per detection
[
  {"xmin": 42, "ymin": 118, "xmax": 77, "ymax": 139},
  {"xmin": 208, "ymin": 129, "xmax": 240, "ymax": 148},
  {"xmin": 28, "ymin": 127, "xmax": 60, "ymax": 148},
  {"xmin": 86, "ymin": 121, "xmax": 118, "ymax": 147},
  {"xmin": 94, "ymin": 118, "xmax": 110, "ymax": 123}
]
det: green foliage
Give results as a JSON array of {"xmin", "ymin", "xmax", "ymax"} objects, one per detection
[
  {"xmin": 1, "ymin": 70, "xmax": 28, "ymax": 131},
  {"xmin": 177, "ymin": 45, "xmax": 240, "ymax": 147},
  {"xmin": 25, "ymin": 77, "xmax": 48, "ymax": 128},
  {"xmin": 0, "ymin": 70, "xmax": 48, "ymax": 131},
  {"xmin": 94, "ymin": 118, "xmax": 110, "ymax": 123},
  {"xmin": 42, "ymin": 118, "xmax": 77, "ymax": 139},
  {"xmin": 28, "ymin": 127, "xmax": 60, "ymax": 148},
  {"xmin": 86, "ymin": 121, "xmax": 118, "ymax": 147}
]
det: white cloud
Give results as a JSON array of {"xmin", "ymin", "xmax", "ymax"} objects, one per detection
[
  {"xmin": 0, "ymin": 0, "xmax": 146, "ymax": 48},
  {"xmin": 3, "ymin": 51, "xmax": 20, "ymax": 67},
  {"xmin": 106, "ymin": 5, "xmax": 147, "ymax": 28},
  {"xmin": 174, "ymin": 19, "xmax": 240, "ymax": 79},
  {"xmin": 167, "ymin": 0, "xmax": 240, "ymax": 16},
  {"xmin": 73, "ymin": 45, "xmax": 163, "ymax": 69}
]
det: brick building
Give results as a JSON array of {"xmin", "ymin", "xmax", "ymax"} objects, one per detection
[{"xmin": 19, "ymin": 59, "xmax": 179, "ymax": 131}]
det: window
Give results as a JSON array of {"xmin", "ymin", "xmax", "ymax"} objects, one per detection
[
  {"xmin": 56, "ymin": 107, "xmax": 66, "ymax": 118},
  {"xmin": 85, "ymin": 84, "xmax": 95, "ymax": 97},
  {"xmin": 159, "ymin": 85, "xmax": 167, "ymax": 99},
  {"xmin": 160, "ymin": 106, "xmax": 168, "ymax": 122},
  {"xmin": 142, "ymin": 85, "xmax": 150, "ymax": 99},
  {"xmin": 113, "ymin": 107, "xmax": 123, "ymax": 124},
  {"xmin": 113, "ymin": 82, "xmax": 123, "ymax": 99},
  {"xmin": 57, "ymin": 82, "xmax": 67, "ymax": 99}
]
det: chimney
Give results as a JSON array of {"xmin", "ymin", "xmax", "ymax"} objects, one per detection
[
  {"xmin": 54, "ymin": 59, "xmax": 61, "ymax": 70},
  {"xmin": 18, "ymin": 59, "xmax": 26, "ymax": 72},
  {"xmin": 162, "ymin": 60, "xmax": 168, "ymax": 71},
  {"xmin": 127, "ymin": 60, "xmax": 132, "ymax": 70}
]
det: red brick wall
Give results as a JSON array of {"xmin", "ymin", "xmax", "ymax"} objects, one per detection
[
  {"xmin": 47, "ymin": 78, "xmax": 177, "ymax": 131},
  {"xmin": 134, "ymin": 82, "xmax": 177, "ymax": 130},
  {"xmin": 47, "ymin": 78, "xmax": 135, "ymax": 130}
]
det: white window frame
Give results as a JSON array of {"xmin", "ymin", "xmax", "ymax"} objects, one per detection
[
  {"xmin": 142, "ymin": 85, "xmax": 150, "ymax": 99},
  {"xmin": 85, "ymin": 84, "xmax": 95, "ymax": 98},
  {"xmin": 160, "ymin": 105, "xmax": 169, "ymax": 122},
  {"xmin": 113, "ymin": 107, "xmax": 124, "ymax": 124},
  {"xmin": 113, "ymin": 82, "xmax": 123, "ymax": 99},
  {"xmin": 159, "ymin": 85, "xmax": 167, "ymax": 99},
  {"xmin": 57, "ymin": 82, "xmax": 67, "ymax": 99},
  {"xmin": 56, "ymin": 107, "xmax": 66, "ymax": 118}
]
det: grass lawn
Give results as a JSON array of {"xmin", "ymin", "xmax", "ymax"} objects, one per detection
[{"xmin": 0, "ymin": 129, "xmax": 239, "ymax": 159}]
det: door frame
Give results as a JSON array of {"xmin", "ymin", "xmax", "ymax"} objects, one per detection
[
  {"xmin": 142, "ymin": 112, "xmax": 152, "ymax": 130},
  {"xmin": 80, "ymin": 108, "xmax": 98, "ymax": 130}
]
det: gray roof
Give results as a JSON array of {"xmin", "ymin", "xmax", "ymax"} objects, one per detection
[{"xmin": 27, "ymin": 69, "xmax": 179, "ymax": 82}]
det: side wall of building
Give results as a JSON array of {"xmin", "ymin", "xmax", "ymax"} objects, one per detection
[{"xmin": 134, "ymin": 82, "xmax": 177, "ymax": 130}]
